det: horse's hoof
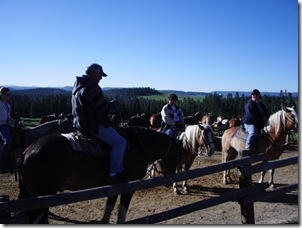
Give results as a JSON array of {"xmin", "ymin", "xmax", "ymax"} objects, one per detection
[
  {"xmin": 268, "ymin": 184, "xmax": 275, "ymax": 189},
  {"xmin": 183, "ymin": 188, "xmax": 189, "ymax": 194},
  {"xmin": 173, "ymin": 189, "xmax": 180, "ymax": 195}
]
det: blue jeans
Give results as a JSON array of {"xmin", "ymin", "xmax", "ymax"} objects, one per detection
[
  {"xmin": 0, "ymin": 124, "xmax": 12, "ymax": 163},
  {"xmin": 244, "ymin": 123, "xmax": 258, "ymax": 149},
  {"xmin": 165, "ymin": 128, "xmax": 174, "ymax": 137},
  {"xmin": 94, "ymin": 125, "xmax": 126, "ymax": 176}
]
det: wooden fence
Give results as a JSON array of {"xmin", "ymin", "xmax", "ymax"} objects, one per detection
[{"xmin": 0, "ymin": 153, "xmax": 298, "ymax": 224}]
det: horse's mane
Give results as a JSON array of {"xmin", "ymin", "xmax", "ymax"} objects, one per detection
[{"xmin": 266, "ymin": 107, "xmax": 296, "ymax": 134}]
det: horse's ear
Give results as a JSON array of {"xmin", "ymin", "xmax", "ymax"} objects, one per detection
[{"xmin": 281, "ymin": 103, "xmax": 286, "ymax": 111}]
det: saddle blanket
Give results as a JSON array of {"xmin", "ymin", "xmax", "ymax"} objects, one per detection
[
  {"xmin": 61, "ymin": 132, "xmax": 106, "ymax": 156},
  {"xmin": 233, "ymin": 126, "xmax": 248, "ymax": 141}
]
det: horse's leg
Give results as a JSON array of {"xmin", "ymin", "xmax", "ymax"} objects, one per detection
[
  {"xmin": 259, "ymin": 170, "xmax": 266, "ymax": 183},
  {"xmin": 117, "ymin": 192, "xmax": 135, "ymax": 223},
  {"xmin": 222, "ymin": 147, "xmax": 237, "ymax": 184},
  {"xmin": 100, "ymin": 195, "xmax": 119, "ymax": 224},
  {"xmin": 222, "ymin": 149, "xmax": 229, "ymax": 184},
  {"xmin": 268, "ymin": 169, "xmax": 275, "ymax": 188},
  {"xmin": 259, "ymin": 168, "xmax": 275, "ymax": 187},
  {"xmin": 173, "ymin": 165, "xmax": 182, "ymax": 195},
  {"xmin": 182, "ymin": 159, "xmax": 195, "ymax": 194}
]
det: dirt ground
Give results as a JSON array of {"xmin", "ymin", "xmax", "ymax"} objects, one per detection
[{"xmin": 0, "ymin": 143, "xmax": 299, "ymax": 225}]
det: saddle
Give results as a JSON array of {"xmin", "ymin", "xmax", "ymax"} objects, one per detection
[
  {"xmin": 232, "ymin": 126, "xmax": 248, "ymax": 141},
  {"xmin": 61, "ymin": 132, "xmax": 111, "ymax": 156}
]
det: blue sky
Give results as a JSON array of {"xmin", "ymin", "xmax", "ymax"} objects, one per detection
[{"xmin": 0, "ymin": 0, "xmax": 298, "ymax": 93}]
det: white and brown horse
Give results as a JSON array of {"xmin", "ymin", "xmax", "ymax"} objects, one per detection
[
  {"xmin": 173, "ymin": 124, "xmax": 215, "ymax": 194},
  {"xmin": 221, "ymin": 105, "xmax": 298, "ymax": 187}
]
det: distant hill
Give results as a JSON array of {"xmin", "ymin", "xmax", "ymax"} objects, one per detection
[
  {"xmin": 210, "ymin": 91, "xmax": 298, "ymax": 97},
  {"xmin": 2, "ymin": 85, "xmax": 298, "ymax": 98}
]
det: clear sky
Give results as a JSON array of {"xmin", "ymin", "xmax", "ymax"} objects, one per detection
[{"xmin": 0, "ymin": 0, "xmax": 298, "ymax": 93}]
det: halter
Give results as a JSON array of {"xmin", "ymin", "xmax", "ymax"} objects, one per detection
[{"xmin": 199, "ymin": 127, "xmax": 214, "ymax": 156}]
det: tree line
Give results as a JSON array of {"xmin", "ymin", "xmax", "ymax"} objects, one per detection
[{"xmin": 9, "ymin": 88, "xmax": 298, "ymax": 122}]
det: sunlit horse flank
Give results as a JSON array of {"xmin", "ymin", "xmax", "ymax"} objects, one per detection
[
  {"xmin": 221, "ymin": 105, "xmax": 298, "ymax": 187},
  {"xmin": 173, "ymin": 124, "xmax": 215, "ymax": 194},
  {"xmin": 17, "ymin": 126, "xmax": 181, "ymax": 224}
]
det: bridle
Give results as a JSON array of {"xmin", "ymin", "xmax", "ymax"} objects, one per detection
[
  {"xmin": 199, "ymin": 128, "xmax": 214, "ymax": 156},
  {"xmin": 130, "ymin": 127, "xmax": 173, "ymax": 177},
  {"xmin": 263, "ymin": 110, "xmax": 298, "ymax": 150}
]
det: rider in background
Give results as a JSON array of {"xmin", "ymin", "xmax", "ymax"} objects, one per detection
[
  {"xmin": 160, "ymin": 93, "xmax": 185, "ymax": 138},
  {"xmin": 242, "ymin": 89, "xmax": 269, "ymax": 153},
  {"xmin": 0, "ymin": 87, "xmax": 15, "ymax": 172}
]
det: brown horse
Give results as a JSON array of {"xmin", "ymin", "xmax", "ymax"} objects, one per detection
[
  {"xmin": 221, "ymin": 106, "xmax": 298, "ymax": 187},
  {"xmin": 149, "ymin": 112, "xmax": 162, "ymax": 130},
  {"xmin": 17, "ymin": 127, "xmax": 181, "ymax": 224},
  {"xmin": 201, "ymin": 112, "xmax": 214, "ymax": 125},
  {"xmin": 173, "ymin": 124, "xmax": 215, "ymax": 194}
]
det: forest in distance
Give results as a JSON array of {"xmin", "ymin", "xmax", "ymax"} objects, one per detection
[{"xmin": 6, "ymin": 87, "xmax": 298, "ymax": 121}]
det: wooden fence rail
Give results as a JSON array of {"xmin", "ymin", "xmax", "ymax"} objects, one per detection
[{"xmin": 0, "ymin": 154, "xmax": 298, "ymax": 224}]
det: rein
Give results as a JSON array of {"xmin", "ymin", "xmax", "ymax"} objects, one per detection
[
  {"xmin": 130, "ymin": 127, "xmax": 172, "ymax": 176},
  {"xmin": 262, "ymin": 130, "xmax": 287, "ymax": 153}
]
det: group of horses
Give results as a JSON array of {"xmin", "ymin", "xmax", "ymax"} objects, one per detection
[{"xmin": 3, "ymin": 105, "xmax": 298, "ymax": 224}]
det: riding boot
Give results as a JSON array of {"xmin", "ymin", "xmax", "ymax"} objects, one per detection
[
  {"xmin": 239, "ymin": 148, "xmax": 251, "ymax": 156},
  {"xmin": 107, "ymin": 172, "xmax": 127, "ymax": 185}
]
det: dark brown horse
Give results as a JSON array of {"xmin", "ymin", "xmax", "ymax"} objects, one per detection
[
  {"xmin": 2, "ymin": 119, "xmax": 74, "ymax": 176},
  {"xmin": 221, "ymin": 106, "xmax": 298, "ymax": 187},
  {"xmin": 183, "ymin": 112, "xmax": 202, "ymax": 126},
  {"xmin": 39, "ymin": 113, "xmax": 74, "ymax": 124},
  {"xmin": 127, "ymin": 113, "xmax": 150, "ymax": 128},
  {"xmin": 17, "ymin": 127, "xmax": 181, "ymax": 224}
]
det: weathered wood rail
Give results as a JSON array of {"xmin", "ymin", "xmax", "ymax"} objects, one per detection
[{"xmin": 0, "ymin": 154, "xmax": 298, "ymax": 224}]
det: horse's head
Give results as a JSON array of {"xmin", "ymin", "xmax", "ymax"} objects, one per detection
[
  {"xmin": 201, "ymin": 113, "xmax": 214, "ymax": 125},
  {"xmin": 266, "ymin": 105, "xmax": 299, "ymax": 138},
  {"xmin": 283, "ymin": 105, "xmax": 298, "ymax": 130},
  {"xmin": 199, "ymin": 124, "xmax": 215, "ymax": 157}
]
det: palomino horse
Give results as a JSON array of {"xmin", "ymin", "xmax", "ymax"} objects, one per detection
[
  {"xmin": 221, "ymin": 106, "xmax": 298, "ymax": 187},
  {"xmin": 173, "ymin": 124, "xmax": 215, "ymax": 194},
  {"xmin": 17, "ymin": 127, "xmax": 180, "ymax": 224}
]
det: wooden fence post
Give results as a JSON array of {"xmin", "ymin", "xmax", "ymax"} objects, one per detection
[{"xmin": 238, "ymin": 150, "xmax": 255, "ymax": 224}]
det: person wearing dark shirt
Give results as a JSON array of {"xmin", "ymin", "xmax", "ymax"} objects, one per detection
[
  {"xmin": 242, "ymin": 89, "xmax": 269, "ymax": 152},
  {"xmin": 71, "ymin": 63, "xmax": 126, "ymax": 184}
]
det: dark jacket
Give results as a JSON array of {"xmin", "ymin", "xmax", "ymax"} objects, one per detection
[
  {"xmin": 71, "ymin": 75, "xmax": 110, "ymax": 137},
  {"xmin": 243, "ymin": 99, "xmax": 269, "ymax": 129}
]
